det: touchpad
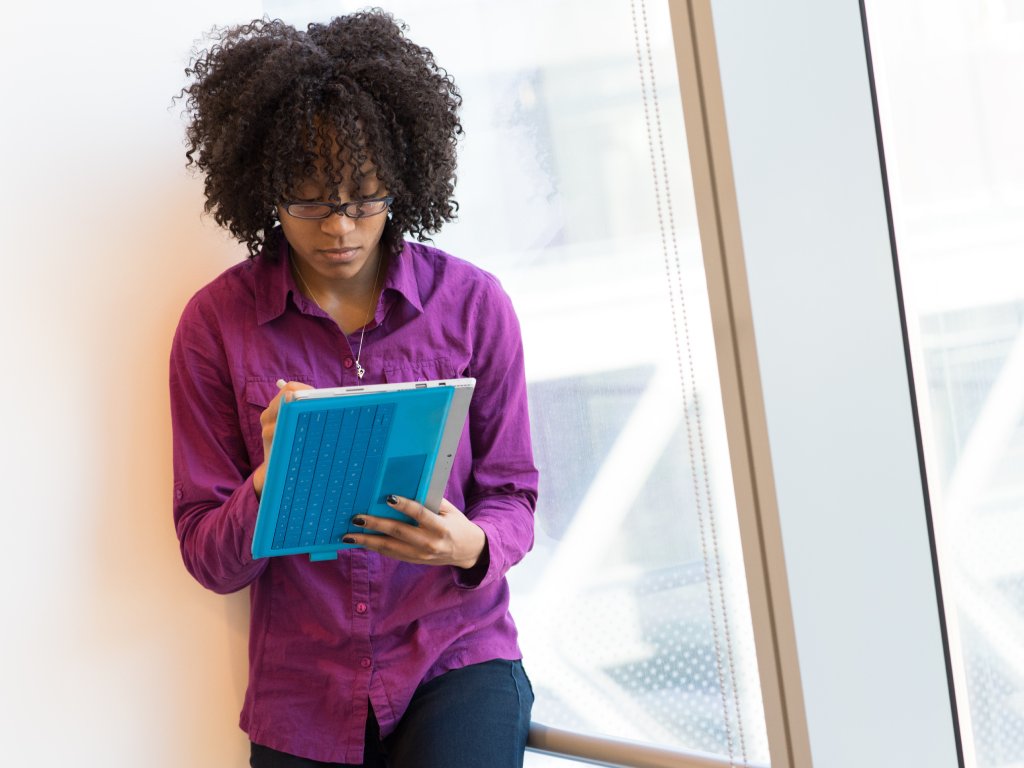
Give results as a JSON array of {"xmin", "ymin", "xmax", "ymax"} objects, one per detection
[{"xmin": 379, "ymin": 454, "xmax": 427, "ymax": 503}]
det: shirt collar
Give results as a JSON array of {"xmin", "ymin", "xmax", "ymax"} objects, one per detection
[
  {"xmin": 381, "ymin": 242, "xmax": 425, "ymax": 315},
  {"xmin": 254, "ymin": 234, "xmax": 424, "ymax": 326},
  {"xmin": 254, "ymin": 232, "xmax": 296, "ymax": 326}
]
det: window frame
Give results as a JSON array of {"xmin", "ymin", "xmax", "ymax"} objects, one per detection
[{"xmin": 663, "ymin": 0, "xmax": 964, "ymax": 766}]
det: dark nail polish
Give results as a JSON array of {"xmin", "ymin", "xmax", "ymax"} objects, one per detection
[
  {"xmin": 386, "ymin": 494, "xmax": 398, "ymax": 505},
  {"xmin": 342, "ymin": 536, "xmax": 355, "ymax": 544},
  {"xmin": 352, "ymin": 517, "xmax": 366, "ymax": 527}
]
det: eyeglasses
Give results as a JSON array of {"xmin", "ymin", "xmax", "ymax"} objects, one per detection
[{"xmin": 281, "ymin": 196, "xmax": 394, "ymax": 220}]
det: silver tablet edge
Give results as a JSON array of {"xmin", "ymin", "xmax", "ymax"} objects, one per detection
[
  {"xmin": 423, "ymin": 384, "xmax": 474, "ymax": 513},
  {"xmin": 293, "ymin": 377, "xmax": 476, "ymax": 401}
]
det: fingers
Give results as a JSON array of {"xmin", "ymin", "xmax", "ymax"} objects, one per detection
[
  {"xmin": 345, "ymin": 514, "xmax": 441, "ymax": 564},
  {"xmin": 259, "ymin": 380, "xmax": 316, "ymax": 463},
  {"xmin": 436, "ymin": 497, "xmax": 460, "ymax": 516},
  {"xmin": 260, "ymin": 380, "xmax": 314, "ymax": 432},
  {"xmin": 385, "ymin": 493, "xmax": 434, "ymax": 522},
  {"xmin": 274, "ymin": 379, "xmax": 314, "ymax": 404},
  {"xmin": 348, "ymin": 535, "xmax": 434, "ymax": 566},
  {"xmin": 350, "ymin": 498, "xmax": 432, "ymax": 541},
  {"xmin": 341, "ymin": 496, "xmax": 484, "ymax": 569},
  {"xmin": 341, "ymin": 495, "xmax": 449, "ymax": 563}
]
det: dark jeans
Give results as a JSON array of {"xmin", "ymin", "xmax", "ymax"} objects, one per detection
[{"xmin": 250, "ymin": 659, "xmax": 534, "ymax": 768}]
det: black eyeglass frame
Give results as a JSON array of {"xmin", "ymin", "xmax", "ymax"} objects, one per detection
[{"xmin": 280, "ymin": 196, "xmax": 395, "ymax": 220}]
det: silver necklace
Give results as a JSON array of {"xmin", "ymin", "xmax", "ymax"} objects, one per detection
[{"xmin": 291, "ymin": 253, "xmax": 381, "ymax": 380}]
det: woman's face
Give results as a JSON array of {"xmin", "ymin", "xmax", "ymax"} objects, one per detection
[{"xmin": 277, "ymin": 166, "xmax": 390, "ymax": 287}]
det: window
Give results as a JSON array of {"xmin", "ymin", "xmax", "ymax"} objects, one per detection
[
  {"xmin": 864, "ymin": 1, "xmax": 1024, "ymax": 765},
  {"xmin": 263, "ymin": 0, "xmax": 770, "ymax": 764}
]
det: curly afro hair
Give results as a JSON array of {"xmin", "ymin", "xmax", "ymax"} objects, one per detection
[{"xmin": 180, "ymin": 10, "xmax": 463, "ymax": 257}]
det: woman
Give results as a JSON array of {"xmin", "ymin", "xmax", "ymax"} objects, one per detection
[{"xmin": 170, "ymin": 12, "xmax": 537, "ymax": 767}]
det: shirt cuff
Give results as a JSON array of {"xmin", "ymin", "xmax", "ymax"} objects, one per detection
[{"xmin": 451, "ymin": 518, "xmax": 503, "ymax": 590}]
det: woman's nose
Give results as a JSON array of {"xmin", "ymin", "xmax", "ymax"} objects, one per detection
[{"xmin": 321, "ymin": 211, "xmax": 357, "ymax": 236}]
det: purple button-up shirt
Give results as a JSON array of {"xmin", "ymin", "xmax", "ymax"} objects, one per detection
[{"xmin": 169, "ymin": 236, "xmax": 538, "ymax": 763}]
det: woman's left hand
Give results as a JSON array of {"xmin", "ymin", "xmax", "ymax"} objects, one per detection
[{"xmin": 344, "ymin": 496, "xmax": 487, "ymax": 570}]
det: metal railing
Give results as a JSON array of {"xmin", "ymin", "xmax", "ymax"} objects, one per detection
[{"xmin": 527, "ymin": 723, "xmax": 769, "ymax": 768}]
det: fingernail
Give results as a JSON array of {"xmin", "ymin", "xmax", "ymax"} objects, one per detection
[
  {"xmin": 352, "ymin": 517, "xmax": 366, "ymax": 527},
  {"xmin": 386, "ymin": 494, "xmax": 398, "ymax": 505},
  {"xmin": 342, "ymin": 536, "xmax": 355, "ymax": 544}
]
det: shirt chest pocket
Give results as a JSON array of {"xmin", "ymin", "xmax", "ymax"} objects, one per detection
[{"xmin": 241, "ymin": 374, "xmax": 315, "ymax": 462}]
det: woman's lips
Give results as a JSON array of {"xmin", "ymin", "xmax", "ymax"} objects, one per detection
[{"xmin": 319, "ymin": 247, "xmax": 359, "ymax": 261}]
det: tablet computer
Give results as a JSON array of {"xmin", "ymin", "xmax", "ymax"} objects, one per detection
[{"xmin": 252, "ymin": 378, "xmax": 475, "ymax": 562}]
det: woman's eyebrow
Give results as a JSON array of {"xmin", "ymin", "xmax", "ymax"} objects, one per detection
[
  {"xmin": 292, "ymin": 174, "xmax": 383, "ymax": 200},
  {"xmin": 290, "ymin": 190, "xmax": 325, "ymax": 201}
]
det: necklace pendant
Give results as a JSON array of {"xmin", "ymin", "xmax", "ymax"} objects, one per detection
[{"xmin": 355, "ymin": 361, "xmax": 365, "ymax": 380}]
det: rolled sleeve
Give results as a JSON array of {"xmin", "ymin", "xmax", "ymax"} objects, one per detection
[
  {"xmin": 455, "ymin": 277, "xmax": 538, "ymax": 589},
  {"xmin": 452, "ymin": 497, "xmax": 534, "ymax": 589},
  {"xmin": 170, "ymin": 295, "xmax": 268, "ymax": 594}
]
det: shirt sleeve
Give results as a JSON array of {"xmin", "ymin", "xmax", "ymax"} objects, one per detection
[
  {"xmin": 169, "ymin": 294, "xmax": 268, "ymax": 594},
  {"xmin": 453, "ymin": 277, "xmax": 539, "ymax": 590}
]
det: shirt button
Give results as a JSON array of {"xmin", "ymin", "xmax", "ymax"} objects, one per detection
[
  {"xmin": 360, "ymin": 657, "xmax": 372, "ymax": 669},
  {"xmin": 343, "ymin": 357, "xmax": 354, "ymax": 369},
  {"xmin": 355, "ymin": 602, "xmax": 368, "ymax": 614}
]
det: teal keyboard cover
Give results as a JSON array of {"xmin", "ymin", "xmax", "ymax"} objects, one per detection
[{"xmin": 252, "ymin": 386, "xmax": 454, "ymax": 561}]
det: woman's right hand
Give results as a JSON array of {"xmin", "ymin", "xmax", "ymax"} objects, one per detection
[{"xmin": 252, "ymin": 380, "xmax": 313, "ymax": 497}]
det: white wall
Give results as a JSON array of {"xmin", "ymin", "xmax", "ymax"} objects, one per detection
[{"xmin": 1, "ymin": 2, "xmax": 262, "ymax": 764}]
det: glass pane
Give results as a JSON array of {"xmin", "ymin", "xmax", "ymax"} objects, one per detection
[
  {"xmin": 863, "ymin": 2, "xmax": 1024, "ymax": 766},
  {"xmin": 265, "ymin": 1, "xmax": 769, "ymax": 763}
]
